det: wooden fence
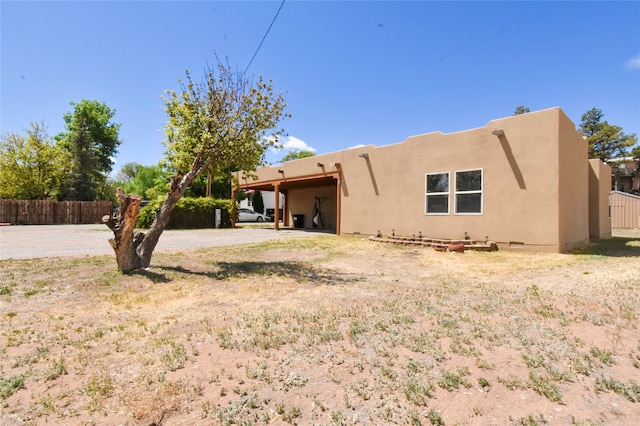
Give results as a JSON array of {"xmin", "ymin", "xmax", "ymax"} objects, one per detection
[
  {"xmin": 0, "ymin": 200, "xmax": 113, "ymax": 225},
  {"xmin": 610, "ymin": 191, "xmax": 640, "ymax": 229}
]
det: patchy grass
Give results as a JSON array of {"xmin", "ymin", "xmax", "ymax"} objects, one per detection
[
  {"xmin": 1, "ymin": 233, "xmax": 639, "ymax": 425},
  {"xmin": 0, "ymin": 375, "xmax": 24, "ymax": 399}
]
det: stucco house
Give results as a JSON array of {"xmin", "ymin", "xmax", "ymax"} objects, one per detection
[
  {"xmin": 608, "ymin": 157, "xmax": 640, "ymax": 194},
  {"xmin": 236, "ymin": 107, "xmax": 611, "ymax": 253}
]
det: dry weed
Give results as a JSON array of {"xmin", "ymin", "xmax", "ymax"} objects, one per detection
[{"xmin": 1, "ymin": 233, "xmax": 639, "ymax": 425}]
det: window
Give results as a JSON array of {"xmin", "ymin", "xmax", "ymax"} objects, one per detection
[
  {"xmin": 425, "ymin": 172, "xmax": 449, "ymax": 214},
  {"xmin": 455, "ymin": 169, "xmax": 483, "ymax": 214}
]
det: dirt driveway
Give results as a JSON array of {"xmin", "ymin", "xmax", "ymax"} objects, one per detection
[
  {"xmin": 1, "ymin": 226, "xmax": 637, "ymax": 261},
  {"xmin": 0, "ymin": 224, "xmax": 315, "ymax": 260}
]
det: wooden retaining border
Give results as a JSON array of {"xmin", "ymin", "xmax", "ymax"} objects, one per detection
[{"xmin": 369, "ymin": 234, "xmax": 498, "ymax": 252}]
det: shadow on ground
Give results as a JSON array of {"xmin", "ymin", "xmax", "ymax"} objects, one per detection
[
  {"xmin": 134, "ymin": 261, "xmax": 362, "ymax": 285},
  {"xmin": 573, "ymin": 237, "xmax": 640, "ymax": 257}
]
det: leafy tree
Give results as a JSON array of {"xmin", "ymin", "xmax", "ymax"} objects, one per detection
[
  {"xmin": 107, "ymin": 59, "xmax": 288, "ymax": 273},
  {"xmin": 177, "ymin": 173, "xmax": 234, "ymax": 199},
  {"xmin": 59, "ymin": 116, "xmax": 97, "ymax": 200},
  {"xmin": 0, "ymin": 122, "xmax": 70, "ymax": 199},
  {"xmin": 183, "ymin": 174, "xmax": 208, "ymax": 198},
  {"xmin": 95, "ymin": 179, "xmax": 120, "ymax": 204},
  {"xmin": 120, "ymin": 163, "xmax": 169, "ymax": 200},
  {"xmin": 115, "ymin": 162, "xmax": 139, "ymax": 183},
  {"xmin": 513, "ymin": 105, "xmax": 530, "ymax": 115},
  {"xmin": 209, "ymin": 175, "xmax": 233, "ymax": 199},
  {"xmin": 253, "ymin": 189, "xmax": 264, "ymax": 214},
  {"xmin": 56, "ymin": 100, "xmax": 122, "ymax": 200},
  {"xmin": 579, "ymin": 108, "xmax": 637, "ymax": 161},
  {"xmin": 280, "ymin": 149, "xmax": 315, "ymax": 163}
]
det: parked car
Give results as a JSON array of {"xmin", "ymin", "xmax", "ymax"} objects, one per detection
[{"xmin": 237, "ymin": 208, "xmax": 266, "ymax": 222}]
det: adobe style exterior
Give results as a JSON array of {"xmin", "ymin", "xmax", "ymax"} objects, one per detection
[
  {"xmin": 609, "ymin": 157, "xmax": 640, "ymax": 194},
  {"xmin": 236, "ymin": 107, "xmax": 611, "ymax": 253}
]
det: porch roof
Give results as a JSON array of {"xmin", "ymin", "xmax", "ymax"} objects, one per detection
[{"xmin": 237, "ymin": 173, "xmax": 339, "ymax": 192}]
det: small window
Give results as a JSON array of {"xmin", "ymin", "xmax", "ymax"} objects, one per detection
[
  {"xmin": 455, "ymin": 169, "xmax": 483, "ymax": 214},
  {"xmin": 425, "ymin": 172, "xmax": 450, "ymax": 214}
]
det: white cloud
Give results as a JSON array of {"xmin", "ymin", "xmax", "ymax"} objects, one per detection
[
  {"xmin": 278, "ymin": 135, "xmax": 316, "ymax": 152},
  {"xmin": 625, "ymin": 54, "xmax": 640, "ymax": 70},
  {"xmin": 348, "ymin": 144, "xmax": 366, "ymax": 150},
  {"xmin": 264, "ymin": 135, "xmax": 317, "ymax": 164}
]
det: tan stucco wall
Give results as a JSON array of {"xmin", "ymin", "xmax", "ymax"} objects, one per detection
[
  {"xmin": 589, "ymin": 159, "xmax": 612, "ymax": 238},
  {"xmin": 287, "ymin": 185, "xmax": 337, "ymax": 230},
  {"xmin": 239, "ymin": 107, "xmax": 605, "ymax": 252},
  {"xmin": 558, "ymin": 110, "xmax": 590, "ymax": 251}
]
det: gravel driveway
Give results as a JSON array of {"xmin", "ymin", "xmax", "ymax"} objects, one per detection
[{"xmin": 0, "ymin": 224, "xmax": 316, "ymax": 260}]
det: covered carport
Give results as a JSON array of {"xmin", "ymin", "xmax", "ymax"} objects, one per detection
[{"xmin": 236, "ymin": 172, "xmax": 341, "ymax": 234}]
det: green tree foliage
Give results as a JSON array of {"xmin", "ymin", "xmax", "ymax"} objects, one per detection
[
  {"xmin": 183, "ymin": 174, "xmax": 208, "ymax": 198},
  {"xmin": 179, "ymin": 173, "xmax": 233, "ymax": 199},
  {"xmin": 108, "ymin": 58, "xmax": 288, "ymax": 272},
  {"xmin": 59, "ymin": 117, "xmax": 97, "ymax": 200},
  {"xmin": 0, "ymin": 122, "xmax": 70, "ymax": 200},
  {"xmin": 160, "ymin": 59, "xmax": 287, "ymax": 212},
  {"xmin": 513, "ymin": 105, "xmax": 530, "ymax": 115},
  {"xmin": 280, "ymin": 150, "xmax": 315, "ymax": 163},
  {"xmin": 115, "ymin": 162, "xmax": 138, "ymax": 183},
  {"xmin": 253, "ymin": 189, "xmax": 265, "ymax": 214},
  {"xmin": 209, "ymin": 175, "xmax": 233, "ymax": 199},
  {"xmin": 56, "ymin": 100, "xmax": 122, "ymax": 200},
  {"xmin": 120, "ymin": 163, "xmax": 168, "ymax": 200},
  {"xmin": 95, "ymin": 179, "xmax": 120, "ymax": 204},
  {"xmin": 579, "ymin": 108, "xmax": 637, "ymax": 161},
  {"xmin": 163, "ymin": 63, "xmax": 288, "ymax": 177}
]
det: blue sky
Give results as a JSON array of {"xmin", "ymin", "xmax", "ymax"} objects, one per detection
[{"xmin": 2, "ymin": 0, "xmax": 639, "ymax": 172}]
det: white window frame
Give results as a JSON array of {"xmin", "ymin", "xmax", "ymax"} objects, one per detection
[
  {"xmin": 454, "ymin": 168, "xmax": 483, "ymax": 215},
  {"xmin": 425, "ymin": 172, "xmax": 450, "ymax": 215}
]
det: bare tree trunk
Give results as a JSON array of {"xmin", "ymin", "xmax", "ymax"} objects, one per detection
[
  {"xmin": 104, "ymin": 188, "xmax": 144, "ymax": 273},
  {"xmin": 136, "ymin": 189, "xmax": 182, "ymax": 268},
  {"xmin": 105, "ymin": 173, "xmax": 195, "ymax": 273}
]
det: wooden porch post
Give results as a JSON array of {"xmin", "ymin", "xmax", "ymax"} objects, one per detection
[
  {"xmin": 283, "ymin": 190, "xmax": 289, "ymax": 227},
  {"xmin": 231, "ymin": 186, "xmax": 236, "ymax": 228},
  {"xmin": 336, "ymin": 174, "xmax": 341, "ymax": 235},
  {"xmin": 274, "ymin": 184, "xmax": 280, "ymax": 231}
]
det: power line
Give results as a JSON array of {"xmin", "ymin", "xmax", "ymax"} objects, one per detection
[{"xmin": 243, "ymin": 0, "xmax": 286, "ymax": 76}]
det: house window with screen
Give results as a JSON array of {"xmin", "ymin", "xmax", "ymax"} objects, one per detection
[
  {"xmin": 455, "ymin": 169, "xmax": 483, "ymax": 214},
  {"xmin": 425, "ymin": 172, "xmax": 450, "ymax": 214}
]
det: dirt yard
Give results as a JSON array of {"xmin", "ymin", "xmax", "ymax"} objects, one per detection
[{"xmin": 1, "ymin": 231, "xmax": 639, "ymax": 425}]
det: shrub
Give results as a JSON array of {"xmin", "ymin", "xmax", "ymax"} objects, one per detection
[{"xmin": 136, "ymin": 197, "xmax": 233, "ymax": 229}]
